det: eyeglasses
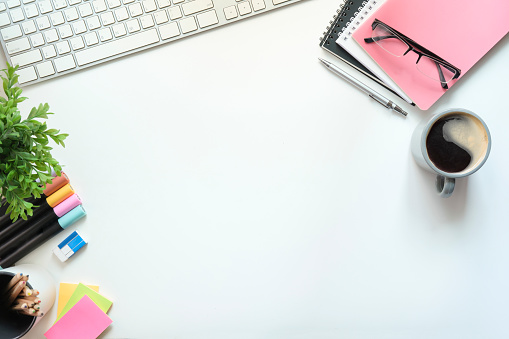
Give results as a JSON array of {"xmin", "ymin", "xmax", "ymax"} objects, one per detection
[{"xmin": 364, "ymin": 19, "xmax": 461, "ymax": 89}]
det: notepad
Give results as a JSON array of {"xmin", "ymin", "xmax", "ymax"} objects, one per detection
[
  {"xmin": 44, "ymin": 295, "xmax": 112, "ymax": 339},
  {"xmin": 57, "ymin": 283, "xmax": 100, "ymax": 316},
  {"xmin": 352, "ymin": 0, "xmax": 509, "ymax": 110},
  {"xmin": 335, "ymin": 0, "xmax": 412, "ymax": 104},
  {"xmin": 56, "ymin": 283, "xmax": 112, "ymax": 323}
]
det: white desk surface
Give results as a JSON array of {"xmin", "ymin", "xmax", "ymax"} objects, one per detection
[{"xmin": 2, "ymin": 0, "xmax": 509, "ymax": 337}]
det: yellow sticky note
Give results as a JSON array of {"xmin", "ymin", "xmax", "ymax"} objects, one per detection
[{"xmin": 57, "ymin": 283, "xmax": 99, "ymax": 316}]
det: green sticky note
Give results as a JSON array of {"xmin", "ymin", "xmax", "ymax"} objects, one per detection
[{"xmin": 56, "ymin": 283, "xmax": 113, "ymax": 323}]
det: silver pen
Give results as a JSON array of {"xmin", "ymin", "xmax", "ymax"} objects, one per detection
[{"xmin": 318, "ymin": 58, "xmax": 408, "ymax": 117}]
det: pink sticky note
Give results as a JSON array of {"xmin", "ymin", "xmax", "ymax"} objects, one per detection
[{"xmin": 44, "ymin": 295, "xmax": 112, "ymax": 339}]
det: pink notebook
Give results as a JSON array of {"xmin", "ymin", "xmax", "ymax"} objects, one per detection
[{"xmin": 352, "ymin": 0, "xmax": 509, "ymax": 110}]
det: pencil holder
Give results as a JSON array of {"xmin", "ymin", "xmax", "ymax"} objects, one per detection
[{"xmin": 0, "ymin": 264, "xmax": 56, "ymax": 338}]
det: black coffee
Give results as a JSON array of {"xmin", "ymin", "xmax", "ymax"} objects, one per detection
[{"xmin": 426, "ymin": 116, "xmax": 472, "ymax": 173}]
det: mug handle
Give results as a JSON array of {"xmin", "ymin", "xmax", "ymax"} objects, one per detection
[{"xmin": 436, "ymin": 175, "xmax": 455, "ymax": 198}]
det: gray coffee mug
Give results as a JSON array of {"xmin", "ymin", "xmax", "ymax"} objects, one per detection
[{"xmin": 411, "ymin": 108, "xmax": 491, "ymax": 198}]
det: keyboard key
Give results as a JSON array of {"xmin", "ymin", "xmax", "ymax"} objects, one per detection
[
  {"xmin": 38, "ymin": 0, "xmax": 53, "ymax": 13},
  {"xmin": 158, "ymin": 22, "xmax": 179, "ymax": 40},
  {"xmin": 58, "ymin": 24, "xmax": 73, "ymax": 38},
  {"xmin": 123, "ymin": 0, "xmax": 134, "ymax": 4},
  {"xmin": 54, "ymin": 55, "xmax": 76, "ymax": 72},
  {"xmin": 30, "ymin": 33, "xmax": 44, "ymax": 46},
  {"xmin": 22, "ymin": 0, "xmax": 36, "ymax": 3},
  {"xmin": 179, "ymin": 17, "xmax": 197, "ymax": 33},
  {"xmin": 115, "ymin": 7, "xmax": 129, "ymax": 21},
  {"xmin": 156, "ymin": 0, "xmax": 170, "ymax": 8},
  {"xmin": 42, "ymin": 44, "xmax": 57, "ymax": 57},
  {"xmin": 11, "ymin": 49, "xmax": 42, "ymax": 67},
  {"xmin": 0, "ymin": 13, "xmax": 10, "ymax": 27},
  {"xmin": 44, "ymin": 28, "xmax": 59, "ymax": 42},
  {"xmin": 153, "ymin": 10, "xmax": 168, "ymax": 24},
  {"xmin": 7, "ymin": 0, "xmax": 21, "ymax": 8},
  {"xmin": 37, "ymin": 61, "xmax": 56, "ymax": 77},
  {"xmin": 56, "ymin": 40, "xmax": 71, "ymax": 54},
  {"xmin": 142, "ymin": 0, "xmax": 156, "ymax": 12},
  {"xmin": 112, "ymin": 23, "xmax": 126, "ymax": 37},
  {"xmin": 69, "ymin": 0, "xmax": 81, "ymax": 4},
  {"xmin": 92, "ymin": 0, "xmax": 107, "ymax": 12},
  {"xmin": 197, "ymin": 10, "xmax": 217, "ymax": 28},
  {"xmin": 22, "ymin": 20, "xmax": 37, "ymax": 34},
  {"xmin": 75, "ymin": 29, "xmax": 159, "ymax": 65},
  {"xmin": 173, "ymin": 0, "xmax": 184, "ymax": 4},
  {"xmin": 17, "ymin": 66, "xmax": 38, "ymax": 84},
  {"xmin": 168, "ymin": 6, "xmax": 182, "ymax": 20},
  {"xmin": 140, "ymin": 14, "xmax": 154, "ymax": 28},
  {"xmin": 36, "ymin": 16, "xmax": 51, "ymax": 30},
  {"xmin": 6, "ymin": 37, "xmax": 31, "ymax": 54},
  {"xmin": 78, "ymin": 3, "xmax": 93, "ymax": 17},
  {"xmin": 252, "ymin": 0, "xmax": 265, "ymax": 11},
  {"xmin": 87, "ymin": 15, "xmax": 101, "ymax": 29},
  {"xmin": 84, "ymin": 32, "xmax": 99, "ymax": 45},
  {"xmin": 223, "ymin": 5, "xmax": 237, "ymax": 19},
  {"xmin": 72, "ymin": 20, "xmax": 87, "ymax": 34},
  {"xmin": 64, "ymin": 7, "xmax": 79, "ymax": 21},
  {"xmin": 53, "ymin": 0, "xmax": 68, "ymax": 10},
  {"xmin": 237, "ymin": 1, "xmax": 251, "ymax": 15},
  {"xmin": 1, "ymin": 25, "xmax": 22, "ymax": 40},
  {"xmin": 128, "ymin": 3, "xmax": 142, "ymax": 17},
  {"xmin": 0, "ymin": 3, "xmax": 5, "ymax": 11},
  {"xmin": 126, "ymin": 18, "xmax": 140, "ymax": 33},
  {"xmin": 50, "ymin": 12, "xmax": 65, "ymax": 25},
  {"xmin": 24, "ymin": 3, "xmax": 39, "ymax": 18},
  {"xmin": 98, "ymin": 27, "xmax": 112, "ymax": 41},
  {"xmin": 107, "ymin": 0, "xmax": 121, "ymax": 8},
  {"xmin": 101, "ymin": 11, "xmax": 115, "ymax": 25},
  {"xmin": 272, "ymin": 0, "xmax": 290, "ymax": 4},
  {"xmin": 70, "ymin": 36, "xmax": 85, "ymax": 49},
  {"xmin": 10, "ymin": 8, "xmax": 25, "ymax": 22},
  {"xmin": 181, "ymin": 0, "xmax": 213, "ymax": 16}
]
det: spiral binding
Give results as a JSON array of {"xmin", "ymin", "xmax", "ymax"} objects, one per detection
[
  {"xmin": 319, "ymin": 0, "xmax": 347, "ymax": 44},
  {"xmin": 340, "ymin": 0, "xmax": 379, "ymax": 41}
]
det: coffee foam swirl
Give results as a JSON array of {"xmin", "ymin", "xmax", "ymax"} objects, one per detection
[{"xmin": 442, "ymin": 115, "xmax": 488, "ymax": 168}]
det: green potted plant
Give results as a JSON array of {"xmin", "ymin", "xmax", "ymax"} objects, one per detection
[{"xmin": 0, "ymin": 64, "xmax": 68, "ymax": 221}]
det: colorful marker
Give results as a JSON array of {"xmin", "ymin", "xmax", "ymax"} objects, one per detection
[
  {"xmin": 0, "ymin": 172, "xmax": 69, "ymax": 226},
  {"xmin": 0, "ymin": 206, "xmax": 87, "ymax": 269},
  {"xmin": 0, "ymin": 194, "xmax": 82, "ymax": 259},
  {"xmin": 0, "ymin": 184, "xmax": 76, "ymax": 242}
]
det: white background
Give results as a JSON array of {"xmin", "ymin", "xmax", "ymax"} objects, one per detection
[{"xmin": 1, "ymin": 0, "xmax": 509, "ymax": 337}]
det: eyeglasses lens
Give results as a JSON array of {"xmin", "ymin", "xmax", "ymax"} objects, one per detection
[
  {"xmin": 416, "ymin": 55, "xmax": 456, "ymax": 83},
  {"xmin": 372, "ymin": 24, "xmax": 409, "ymax": 56}
]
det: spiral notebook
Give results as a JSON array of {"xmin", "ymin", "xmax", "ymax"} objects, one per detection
[
  {"xmin": 319, "ymin": 0, "xmax": 412, "ymax": 104},
  {"xmin": 335, "ymin": 0, "xmax": 411, "ymax": 104},
  {"xmin": 351, "ymin": 0, "xmax": 509, "ymax": 110}
]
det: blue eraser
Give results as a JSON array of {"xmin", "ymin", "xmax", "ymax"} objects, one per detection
[{"xmin": 53, "ymin": 231, "xmax": 87, "ymax": 262}]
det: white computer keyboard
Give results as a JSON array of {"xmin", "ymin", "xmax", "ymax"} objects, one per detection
[{"xmin": 0, "ymin": 0, "xmax": 302, "ymax": 85}]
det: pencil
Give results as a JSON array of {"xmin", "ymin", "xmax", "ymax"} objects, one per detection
[
  {"xmin": 4, "ymin": 281, "xmax": 26, "ymax": 307},
  {"xmin": 3, "ymin": 273, "xmax": 23, "ymax": 292},
  {"xmin": 20, "ymin": 286, "xmax": 33, "ymax": 297},
  {"xmin": 16, "ymin": 296, "xmax": 40, "ymax": 303},
  {"xmin": 11, "ymin": 302, "xmax": 29, "ymax": 310},
  {"xmin": 15, "ymin": 298, "xmax": 35, "ymax": 307},
  {"xmin": 32, "ymin": 289, "xmax": 40, "ymax": 296}
]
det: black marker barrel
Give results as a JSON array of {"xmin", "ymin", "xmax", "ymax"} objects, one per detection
[
  {"xmin": 0, "ymin": 172, "xmax": 69, "ymax": 226},
  {"xmin": 0, "ymin": 184, "xmax": 75, "ymax": 243},
  {"xmin": 0, "ymin": 195, "xmax": 81, "ymax": 259},
  {"xmin": 0, "ymin": 206, "xmax": 86, "ymax": 269}
]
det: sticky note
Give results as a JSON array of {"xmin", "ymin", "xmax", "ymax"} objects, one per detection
[
  {"xmin": 44, "ymin": 295, "xmax": 112, "ymax": 339},
  {"xmin": 56, "ymin": 283, "xmax": 112, "ymax": 323},
  {"xmin": 57, "ymin": 283, "xmax": 99, "ymax": 316}
]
